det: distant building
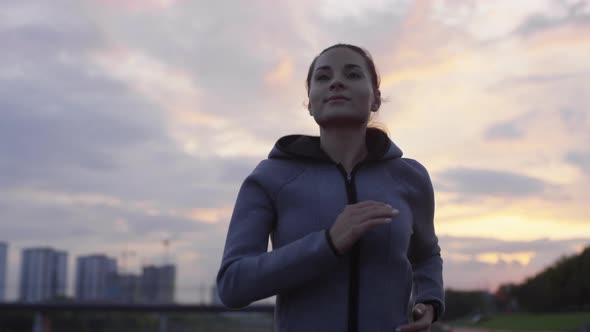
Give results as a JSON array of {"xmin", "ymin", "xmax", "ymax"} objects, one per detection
[
  {"xmin": 75, "ymin": 255, "xmax": 117, "ymax": 302},
  {"xmin": 141, "ymin": 264, "xmax": 176, "ymax": 303},
  {"xmin": 19, "ymin": 247, "xmax": 67, "ymax": 302},
  {"xmin": 0, "ymin": 243, "xmax": 7, "ymax": 301},
  {"xmin": 115, "ymin": 273, "xmax": 142, "ymax": 303}
]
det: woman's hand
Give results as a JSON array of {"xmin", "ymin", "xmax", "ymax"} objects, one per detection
[
  {"xmin": 396, "ymin": 303, "xmax": 434, "ymax": 332},
  {"xmin": 329, "ymin": 200, "xmax": 398, "ymax": 255}
]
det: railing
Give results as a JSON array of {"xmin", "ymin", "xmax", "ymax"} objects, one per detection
[{"xmin": 0, "ymin": 302, "xmax": 275, "ymax": 332}]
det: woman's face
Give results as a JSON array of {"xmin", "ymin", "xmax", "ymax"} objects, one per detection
[{"xmin": 308, "ymin": 47, "xmax": 379, "ymax": 129}]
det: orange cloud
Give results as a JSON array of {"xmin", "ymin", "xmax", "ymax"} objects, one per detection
[
  {"xmin": 476, "ymin": 251, "xmax": 536, "ymax": 265},
  {"xmin": 446, "ymin": 251, "xmax": 536, "ymax": 266},
  {"xmin": 266, "ymin": 57, "xmax": 295, "ymax": 86},
  {"xmin": 525, "ymin": 23, "xmax": 590, "ymax": 51},
  {"xmin": 188, "ymin": 206, "xmax": 232, "ymax": 224},
  {"xmin": 381, "ymin": 52, "xmax": 468, "ymax": 88},
  {"xmin": 437, "ymin": 214, "xmax": 590, "ymax": 241}
]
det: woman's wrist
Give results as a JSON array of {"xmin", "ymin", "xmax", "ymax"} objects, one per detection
[{"xmin": 325, "ymin": 229, "xmax": 342, "ymax": 256}]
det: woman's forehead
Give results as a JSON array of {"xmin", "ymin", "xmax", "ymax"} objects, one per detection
[{"xmin": 314, "ymin": 47, "xmax": 368, "ymax": 71}]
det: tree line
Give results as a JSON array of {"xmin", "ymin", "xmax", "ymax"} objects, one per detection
[
  {"xmin": 507, "ymin": 244, "xmax": 590, "ymax": 312},
  {"xmin": 443, "ymin": 244, "xmax": 590, "ymax": 320}
]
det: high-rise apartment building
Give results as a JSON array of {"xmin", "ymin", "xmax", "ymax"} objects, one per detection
[
  {"xmin": 19, "ymin": 247, "xmax": 67, "ymax": 302},
  {"xmin": 0, "ymin": 242, "xmax": 7, "ymax": 301},
  {"xmin": 75, "ymin": 254, "xmax": 117, "ymax": 302},
  {"xmin": 141, "ymin": 264, "xmax": 176, "ymax": 303},
  {"xmin": 115, "ymin": 273, "xmax": 142, "ymax": 303}
]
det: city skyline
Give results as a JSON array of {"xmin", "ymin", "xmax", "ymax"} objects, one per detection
[
  {"xmin": 0, "ymin": 243, "xmax": 183, "ymax": 303},
  {"xmin": 0, "ymin": 0, "xmax": 589, "ymax": 303},
  {"xmin": 1, "ymin": 237, "xmax": 587, "ymax": 304}
]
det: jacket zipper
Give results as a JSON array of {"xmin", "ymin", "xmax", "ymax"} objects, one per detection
[{"xmin": 336, "ymin": 162, "xmax": 364, "ymax": 332}]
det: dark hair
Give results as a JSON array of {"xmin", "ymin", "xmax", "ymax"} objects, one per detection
[
  {"xmin": 305, "ymin": 44, "xmax": 387, "ymax": 133},
  {"xmin": 305, "ymin": 44, "xmax": 381, "ymax": 97}
]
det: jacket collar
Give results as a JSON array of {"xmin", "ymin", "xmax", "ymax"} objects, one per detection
[{"xmin": 269, "ymin": 128, "xmax": 403, "ymax": 162}]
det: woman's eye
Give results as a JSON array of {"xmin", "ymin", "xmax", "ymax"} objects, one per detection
[
  {"xmin": 348, "ymin": 72, "xmax": 361, "ymax": 79},
  {"xmin": 315, "ymin": 74, "xmax": 329, "ymax": 81}
]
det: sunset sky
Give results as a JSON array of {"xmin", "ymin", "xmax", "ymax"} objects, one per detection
[{"xmin": 1, "ymin": 0, "xmax": 589, "ymax": 303}]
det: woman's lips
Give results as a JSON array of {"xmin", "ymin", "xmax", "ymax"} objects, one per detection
[{"xmin": 325, "ymin": 96, "xmax": 350, "ymax": 103}]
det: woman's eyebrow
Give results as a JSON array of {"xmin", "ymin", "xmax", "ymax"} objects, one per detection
[
  {"xmin": 343, "ymin": 64, "xmax": 362, "ymax": 70},
  {"xmin": 315, "ymin": 64, "xmax": 362, "ymax": 71}
]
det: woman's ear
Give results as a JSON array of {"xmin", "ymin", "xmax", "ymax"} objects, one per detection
[{"xmin": 372, "ymin": 90, "xmax": 382, "ymax": 112}]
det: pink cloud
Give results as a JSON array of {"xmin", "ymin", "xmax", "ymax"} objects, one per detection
[{"xmin": 96, "ymin": 0, "xmax": 184, "ymax": 13}]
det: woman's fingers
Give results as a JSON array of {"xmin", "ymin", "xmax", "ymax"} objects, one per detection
[
  {"xmin": 396, "ymin": 303, "xmax": 434, "ymax": 332},
  {"xmin": 358, "ymin": 205, "xmax": 398, "ymax": 221},
  {"xmin": 412, "ymin": 303, "xmax": 427, "ymax": 320},
  {"xmin": 347, "ymin": 200, "xmax": 381, "ymax": 210},
  {"xmin": 355, "ymin": 218, "xmax": 392, "ymax": 234},
  {"xmin": 330, "ymin": 201, "xmax": 399, "ymax": 254}
]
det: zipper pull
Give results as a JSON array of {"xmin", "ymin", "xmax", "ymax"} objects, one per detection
[{"xmin": 347, "ymin": 172, "xmax": 352, "ymax": 181}]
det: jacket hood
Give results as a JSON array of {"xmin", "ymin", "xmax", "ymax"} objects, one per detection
[{"xmin": 269, "ymin": 128, "xmax": 403, "ymax": 162}]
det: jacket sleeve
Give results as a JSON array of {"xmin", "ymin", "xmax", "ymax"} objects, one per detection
[
  {"xmin": 406, "ymin": 159, "xmax": 445, "ymax": 321},
  {"xmin": 216, "ymin": 169, "xmax": 342, "ymax": 308}
]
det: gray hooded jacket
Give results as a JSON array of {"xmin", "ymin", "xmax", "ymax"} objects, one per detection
[{"xmin": 217, "ymin": 128, "xmax": 444, "ymax": 332}]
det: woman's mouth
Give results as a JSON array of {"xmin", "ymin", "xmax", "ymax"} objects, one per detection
[{"xmin": 325, "ymin": 95, "xmax": 350, "ymax": 103}]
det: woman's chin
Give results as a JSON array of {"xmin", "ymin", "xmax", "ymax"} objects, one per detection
[{"xmin": 315, "ymin": 113, "xmax": 368, "ymax": 129}]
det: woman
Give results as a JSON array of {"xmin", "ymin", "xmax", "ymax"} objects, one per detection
[{"xmin": 216, "ymin": 44, "xmax": 444, "ymax": 332}]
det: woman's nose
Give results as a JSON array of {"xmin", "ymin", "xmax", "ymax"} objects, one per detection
[{"xmin": 329, "ymin": 77, "xmax": 345, "ymax": 90}]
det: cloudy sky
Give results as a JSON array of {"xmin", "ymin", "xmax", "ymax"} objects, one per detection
[{"xmin": 1, "ymin": 0, "xmax": 589, "ymax": 303}]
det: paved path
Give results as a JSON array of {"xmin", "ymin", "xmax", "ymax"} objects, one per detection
[
  {"xmin": 453, "ymin": 328, "xmax": 505, "ymax": 332},
  {"xmin": 452, "ymin": 327, "xmax": 556, "ymax": 332},
  {"xmin": 452, "ymin": 327, "xmax": 504, "ymax": 332}
]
